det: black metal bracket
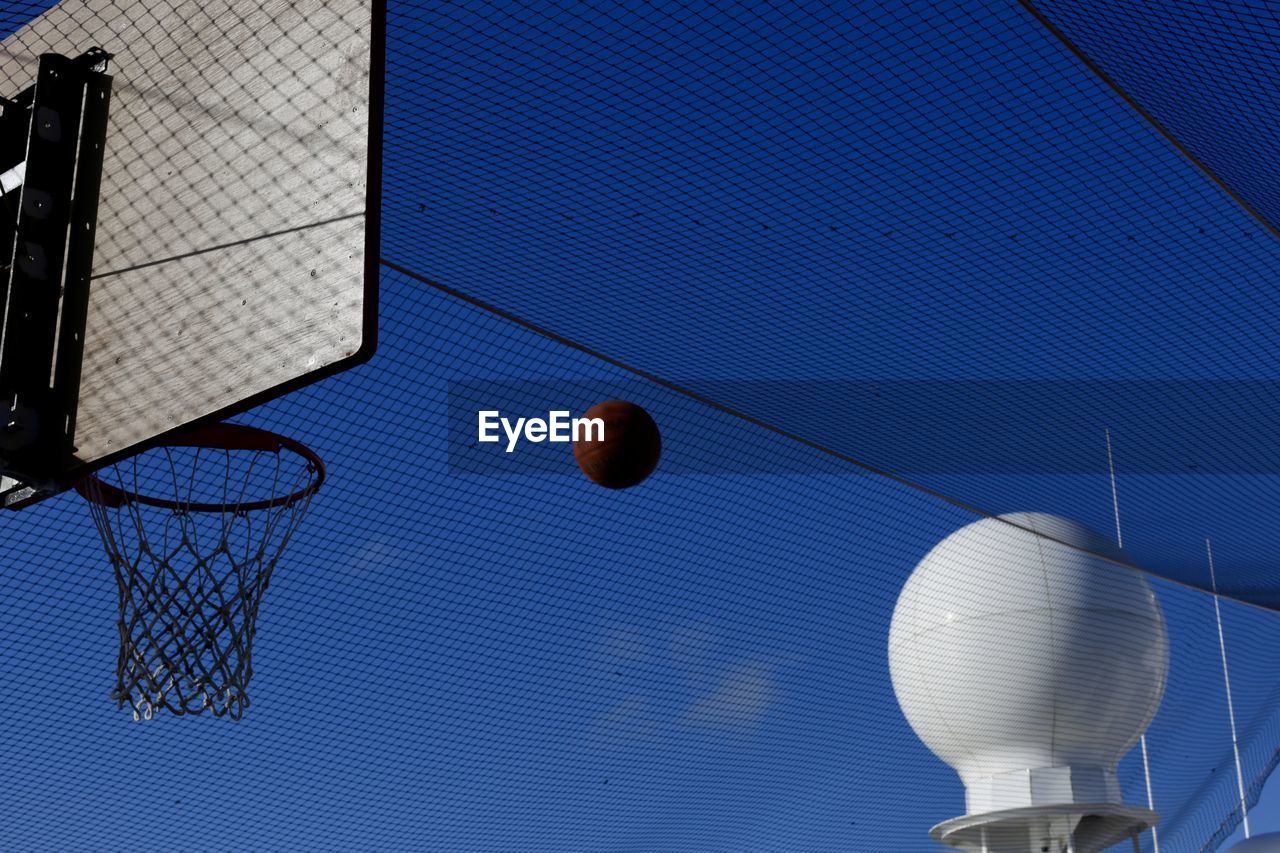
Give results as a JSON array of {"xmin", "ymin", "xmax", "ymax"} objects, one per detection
[{"xmin": 0, "ymin": 50, "xmax": 112, "ymax": 499}]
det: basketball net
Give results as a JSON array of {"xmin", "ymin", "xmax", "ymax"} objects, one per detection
[{"xmin": 77, "ymin": 424, "xmax": 323, "ymax": 720}]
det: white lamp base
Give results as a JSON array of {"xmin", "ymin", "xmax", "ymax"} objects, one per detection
[{"xmin": 931, "ymin": 803, "xmax": 1157, "ymax": 853}]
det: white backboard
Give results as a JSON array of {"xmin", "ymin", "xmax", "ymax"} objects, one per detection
[{"xmin": 0, "ymin": 0, "xmax": 380, "ymax": 493}]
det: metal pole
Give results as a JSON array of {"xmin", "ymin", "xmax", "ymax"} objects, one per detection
[
  {"xmin": 1106, "ymin": 429, "xmax": 1161, "ymax": 853},
  {"xmin": 1208, "ymin": 537, "xmax": 1251, "ymax": 839}
]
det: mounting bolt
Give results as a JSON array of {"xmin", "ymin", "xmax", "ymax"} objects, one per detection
[{"xmin": 0, "ymin": 407, "xmax": 38, "ymax": 450}]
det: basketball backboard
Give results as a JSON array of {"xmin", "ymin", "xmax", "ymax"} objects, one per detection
[{"xmin": 0, "ymin": 0, "xmax": 382, "ymax": 506}]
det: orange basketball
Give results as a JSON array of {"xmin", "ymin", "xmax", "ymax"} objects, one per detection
[{"xmin": 572, "ymin": 400, "xmax": 661, "ymax": 489}]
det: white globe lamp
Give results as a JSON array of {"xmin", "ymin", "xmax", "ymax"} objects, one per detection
[{"xmin": 889, "ymin": 513, "xmax": 1169, "ymax": 852}]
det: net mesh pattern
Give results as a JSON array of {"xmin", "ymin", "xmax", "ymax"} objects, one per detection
[
  {"xmin": 1028, "ymin": 0, "xmax": 1280, "ymax": 237},
  {"xmin": 383, "ymin": 0, "xmax": 1280, "ymax": 607},
  {"xmin": 0, "ymin": 0, "xmax": 371, "ymax": 469},
  {"xmin": 0, "ymin": 272, "xmax": 1272, "ymax": 850},
  {"xmin": 0, "ymin": 0, "xmax": 1276, "ymax": 851}
]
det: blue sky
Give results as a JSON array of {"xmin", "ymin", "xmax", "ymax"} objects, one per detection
[
  {"xmin": 1, "ymin": 272, "xmax": 1276, "ymax": 851},
  {"xmin": 387, "ymin": 0, "xmax": 1280, "ymax": 606},
  {"xmin": 2, "ymin": 0, "xmax": 1279, "ymax": 850}
]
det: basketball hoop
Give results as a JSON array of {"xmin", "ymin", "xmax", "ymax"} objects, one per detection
[{"xmin": 77, "ymin": 423, "xmax": 323, "ymax": 720}]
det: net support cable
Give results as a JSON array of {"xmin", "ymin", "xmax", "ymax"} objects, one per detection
[
  {"xmin": 381, "ymin": 257, "xmax": 1273, "ymax": 613},
  {"xmin": 1017, "ymin": 0, "xmax": 1280, "ymax": 244}
]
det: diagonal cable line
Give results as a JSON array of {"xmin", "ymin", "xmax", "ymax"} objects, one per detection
[
  {"xmin": 380, "ymin": 255, "xmax": 1272, "ymax": 612},
  {"xmin": 92, "ymin": 212, "xmax": 365, "ymax": 280},
  {"xmin": 1017, "ymin": 0, "xmax": 1280, "ymax": 244}
]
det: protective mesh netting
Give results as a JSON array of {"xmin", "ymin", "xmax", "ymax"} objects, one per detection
[
  {"xmin": 1027, "ymin": 0, "xmax": 1280, "ymax": 238},
  {"xmin": 0, "ymin": 272, "xmax": 1274, "ymax": 850},
  {"xmin": 385, "ymin": 0, "xmax": 1280, "ymax": 607},
  {"xmin": 0, "ymin": 0, "xmax": 1277, "ymax": 850}
]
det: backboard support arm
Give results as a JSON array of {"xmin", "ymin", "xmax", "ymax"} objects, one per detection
[{"xmin": 0, "ymin": 49, "xmax": 112, "ymax": 504}]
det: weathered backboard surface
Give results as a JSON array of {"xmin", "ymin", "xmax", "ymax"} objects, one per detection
[{"xmin": 0, "ymin": 0, "xmax": 381, "ymax": 503}]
